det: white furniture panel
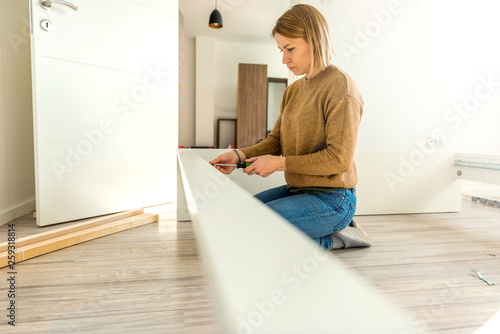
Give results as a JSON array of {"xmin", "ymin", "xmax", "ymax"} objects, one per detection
[
  {"xmin": 185, "ymin": 149, "xmax": 462, "ymax": 215},
  {"xmin": 177, "ymin": 149, "xmax": 415, "ymax": 334},
  {"xmin": 31, "ymin": 0, "xmax": 178, "ymax": 225},
  {"xmin": 355, "ymin": 151, "xmax": 462, "ymax": 214}
]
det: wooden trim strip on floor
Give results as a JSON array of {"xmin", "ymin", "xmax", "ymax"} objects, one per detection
[
  {"xmin": 0, "ymin": 210, "xmax": 158, "ymax": 268},
  {"xmin": 0, "ymin": 209, "xmax": 144, "ymax": 253}
]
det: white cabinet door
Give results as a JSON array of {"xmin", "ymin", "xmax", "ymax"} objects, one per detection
[{"xmin": 30, "ymin": 0, "xmax": 178, "ymax": 226}]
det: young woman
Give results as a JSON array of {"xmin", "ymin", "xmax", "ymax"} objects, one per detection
[{"xmin": 210, "ymin": 4, "xmax": 370, "ymax": 250}]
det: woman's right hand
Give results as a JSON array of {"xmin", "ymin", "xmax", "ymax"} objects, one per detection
[{"xmin": 209, "ymin": 150, "xmax": 246, "ymax": 174}]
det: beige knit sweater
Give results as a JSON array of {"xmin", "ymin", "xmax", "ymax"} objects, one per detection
[{"xmin": 240, "ymin": 65, "xmax": 363, "ymax": 189}]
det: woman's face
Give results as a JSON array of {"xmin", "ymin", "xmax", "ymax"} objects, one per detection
[{"xmin": 274, "ymin": 33, "xmax": 312, "ymax": 77}]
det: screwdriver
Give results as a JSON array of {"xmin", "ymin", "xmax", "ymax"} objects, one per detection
[{"xmin": 211, "ymin": 162, "xmax": 253, "ymax": 168}]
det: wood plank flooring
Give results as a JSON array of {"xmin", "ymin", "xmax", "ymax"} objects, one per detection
[
  {"xmin": 335, "ymin": 200, "xmax": 500, "ymax": 334},
  {"xmin": 0, "ymin": 199, "xmax": 499, "ymax": 333}
]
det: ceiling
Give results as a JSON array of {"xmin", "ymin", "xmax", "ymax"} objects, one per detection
[{"xmin": 179, "ymin": 0, "xmax": 291, "ymax": 44}]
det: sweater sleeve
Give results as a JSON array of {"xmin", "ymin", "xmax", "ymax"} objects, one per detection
[{"xmin": 285, "ymin": 95, "xmax": 362, "ymax": 175}]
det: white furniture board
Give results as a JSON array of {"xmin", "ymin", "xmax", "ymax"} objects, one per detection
[
  {"xmin": 177, "ymin": 149, "xmax": 415, "ymax": 334},
  {"xmin": 182, "ymin": 149, "xmax": 462, "ymax": 216}
]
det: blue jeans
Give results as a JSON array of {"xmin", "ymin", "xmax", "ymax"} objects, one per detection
[{"xmin": 255, "ymin": 185, "xmax": 357, "ymax": 250}]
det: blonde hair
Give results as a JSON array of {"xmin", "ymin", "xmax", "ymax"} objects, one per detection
[{"xmin": 272, "ymin": 4, "xmax": 334, "ymax": 77}]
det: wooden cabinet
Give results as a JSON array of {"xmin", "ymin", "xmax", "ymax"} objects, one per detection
[{"xmin": 236, "ymin": 64, "xmax": 268, "ymax": 148}]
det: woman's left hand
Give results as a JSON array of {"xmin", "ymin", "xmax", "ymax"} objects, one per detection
[{"xmin": 243, "ymin": 155, "xmax": 286, "ymax": 177}]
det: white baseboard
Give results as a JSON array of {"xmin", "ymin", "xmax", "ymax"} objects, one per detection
[{"xmin": 0, "ymin": 199, "xmax": 36, "ymax": 226}]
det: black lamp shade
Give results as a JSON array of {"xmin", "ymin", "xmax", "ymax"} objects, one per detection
[{"xmin": 209, "ymin": 9, "xmax": 223, "ymax": 29}]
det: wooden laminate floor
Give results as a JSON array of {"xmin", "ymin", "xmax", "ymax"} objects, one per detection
[{"xmin": 0, "ymin": 199, "xmax": 499, "ymax": 333}]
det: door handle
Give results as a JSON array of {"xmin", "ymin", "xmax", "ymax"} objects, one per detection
[{"xmin": 40, "ymin": 0, "xmax": 78, "ymax": 11}]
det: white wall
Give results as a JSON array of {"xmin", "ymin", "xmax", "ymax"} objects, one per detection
[
  {"xmin": 195, "ymin": 36, "xmax": 216, "ymax": 146},
  {"xmin": 0, "ymin": 0, "xmax": 36, "ymax": 225},
  {"xmin": 182, "ymin": 36, "xmax": 288, "ymax": 147},
  {"xmin": 179, "ymin": 38, "xmax": 195, "ymax": 146},
  {"xmin": 180, "ymin": 0, "xmax": 500, "ymax": 195},
  {"xmin": 214, "ymin": 40, "xmax": 288, "ymax": 121},
  {"xmin": 311, "ymin": 0, "xmax": 500, "ymax": 196},
  {"xmin": 183, "ymin": 0, "xmax": 500, "ymax": 152},
  {"xmin": 311, "ymin": 0, "xmax": 500, "ymax": 155}
]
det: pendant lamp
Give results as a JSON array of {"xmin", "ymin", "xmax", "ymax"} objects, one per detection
[{"xmin": 209, "ymin": 0, "xmax": 223, "ymax": 29}]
